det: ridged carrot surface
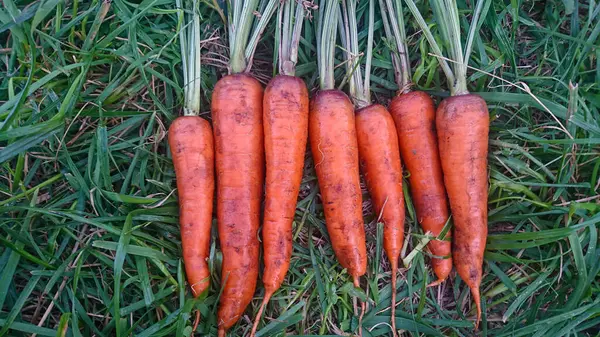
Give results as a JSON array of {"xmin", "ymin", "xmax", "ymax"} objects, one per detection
[
  {"xmin": 168, "ymin": 116, "xmax": 214, "ymax": 297},
  {"xmin": 389, "ymin": 91, "xmax": 452, "ymax": 285},
  {"xmin": 309, "ymin": 89, "xmax": 367, "ymax": 284},
  {"xmin": 436, "ymin": 93, "xmax": 489, "ymax": 327},
  {"xmin": 211, "ymin": 73, "xmax": 264, "ymax": 335}
]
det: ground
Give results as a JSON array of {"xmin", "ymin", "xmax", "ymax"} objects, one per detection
[{"xmin": 0, "ymin": 0, "xmax": 599, "ymax": 337}]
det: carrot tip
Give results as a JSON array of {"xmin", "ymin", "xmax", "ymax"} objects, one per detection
[
  {"xmin": 250, "ymin": 290, "xmax": 274, "ymax": 337},
  {"xmin": 217, "ymin": 328, "xmax": 226, "ymax": 337},
  {"xmin": 192, "ymin": 310, "xmax": 200, "ymax": 333},
  {"xmin": 471, "ymin": 287, "xmax": 482, "ymax": 330},
  {"xmin": 352, "ymin": 276, "xmax": 360, "ymax": 288},
  {"xmin": 426, "ymin": 278, "xmax": 445, "ymax": 288},
  {"xmin": 390, "ymin": 268, "xmax": 398, "ymax": 337}
]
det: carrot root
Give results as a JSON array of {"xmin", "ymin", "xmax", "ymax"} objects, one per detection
[
  {"xmin": 472, "ymin": 287, "xmax": 482, "ymax": 330},
  {"xmin": 390, "ymin": 260, "xmax": 398, "ymax": 337},
  {"xmin": 250, "ymin": 289, "xmax": 275, "ymax": 337}
]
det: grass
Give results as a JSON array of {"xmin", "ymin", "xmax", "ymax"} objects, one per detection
[{"xmin": 0, "ymin": 0, "xmax": 599, "ymax": 336}]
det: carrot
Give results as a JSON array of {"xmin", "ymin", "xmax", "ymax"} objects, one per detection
[
  {"xmin": 341, "ymin": 1, "xmax": 404, "ymax": 335},
  {"xmin": 261, "ymin": 75, "xmax": 308, "ymax": 296},
  {"xmin": 250, "ymin": 2, "xmax": 309, "ymax": 335},
  {"xmin": 309, "ymin": 0, "xmax": 366, "ymax": 299},
  {"xmin": 310, "ymin": 89, "xmax": 367, "ymax": 284},
  {"xmin": 211, "ymin": 2, "xmax": 278, "ymax": 335},
  {"xmin": 212, "ymin": 73, "xmax": 263, "ymax": 335},
  {"xmin": 169, "ymin": 117, "xmax": 214, "ymax": 298},
  {"xmin": 169, "ymin": 2, "xmax": 214, "ymax": 303},
  {"xmin": 355, "ymin": 105, "xmax": 405, "ymax": 335},
  {"xmin": 405, "ymin": 0, "xmax": 490, "ymax": 328},
  {"xmin": 436, "ymin": 94, "xmax": 489, "ymax": 326},
  {"xmin": 379, "ymin": 0, "xmax": 452, "ymax": 288},
  {"xmin": 389, "ymin": 91, "xmax": 452, "ymax": 286}
]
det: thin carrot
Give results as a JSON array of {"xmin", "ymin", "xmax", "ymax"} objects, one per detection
[
  {"xmin": 309, "ymin": 0, "xmax": 367, "ymax": 288},
  {"xmin": 169, "ymin": 117, "xmax": 214, "ymax": 297},
  {"xmin": 250, "ymin": 2, "xmax": 309, "ymax": 336},
  {"xmin": 437, "ymin": 94, "xmax": 489, "ymax": 325},
  {"xmin": 380, "ymin": 0, "xmax": 452, "ymax": 288},
  {"xmin": 389, "ymin": 92, "xmax": 452, "ymax": 286},
  {"xmin": 405, "ymin": 0, "xmax": 490, "ymax": 328},
  {"xmin": 310, "ymin": 89, "xmax": 367, "ymax": 285},
  {"xmin": 169, "ymin": 0, "xmax": 214, "ymax": 300},
  {"xmin": 211, "ymin": 1, "xmax": 278, "ymax": 335},
  {"xmin": 355, "ymin": 105, "xmax": 405, "ymax": 335},
  {"xmin": 342, "ymin": 1, "xmax": 404, "ymax": 335}
]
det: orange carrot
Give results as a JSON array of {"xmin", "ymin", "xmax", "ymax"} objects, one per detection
[
  {"xmin": 211, "ymin": 73, "xmax": 264, "ymax": 336},
  {"xmin": 211, "ymin": 1, "xmax": 278, "ymax": 335},
  {"xmin": 309, "ymin": 89, "xmax": 367, "ymax": 285},
  {"xmin": 250, "ymin": 73, "xmax": 308, "ymax": 336},
  {"xmin": 169, "ymin": 3, "xmax": 214, "ymax": 306},
  {"xmin": 436, "ymin": 94, "xmax": 489, "ymax": 326},
  {"xmin": 389, "ymin": 91, "xmax": 452, "ymax": 286},
  {"xmin": 169, "ymin": 117, "xmax": 215, "ymax": 297},
  {"xmin": 250, "ymin": 2, "xmax": 310, "ymax": 334},
  {"xmin": 355, "ymin": 104, "xmax": 405, "ymax": 334}
]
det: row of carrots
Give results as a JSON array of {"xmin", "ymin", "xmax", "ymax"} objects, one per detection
[{"xmin": 168, "ymin": 0, "xmax": 489, "ymax": 336}]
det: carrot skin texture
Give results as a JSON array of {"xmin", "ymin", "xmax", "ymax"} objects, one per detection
[
  {"xmin": 389, "ymin": 91, "xmax": 452, "ymax": 284},
  {"xmin": 211, "ymin": 74, "xmax": 264, "ymax": 332},
  {"xmin": 168, "ymin": 116, "xmax": 215, "ymax": 297},
  {"xmin": 309, "ymin": 90, "xmax": 367, "ymax": 279},
  {"xmin": 262, "ymin": 75, "xmax": 309, "ymax": 292},
  {"xmin": 436, "ymin": 94, "xmax": 489, "ymax": 327},
  {"xmin": 355, "ymin": 104, "xmax": 405, "ymax": 334},
  {"xmin": 355, "ymin": 104, "xmax": 405, "ymax": 269},
  {"xmin": 249, "ymin": 75, "xmax": 309, "ymax": 337}
]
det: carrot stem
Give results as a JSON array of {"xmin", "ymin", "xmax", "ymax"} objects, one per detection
[
  {"xmin": 227, "ymin": 0, "xmax": 278, "ymax": 74},
  {"xmin": 317, "ymin": 0, "xmax": 339, "ymax": 90},
  {"xmin": 176, "ymin": 0, "xmax": 201, "ymax": 116},
  {"xmin": 379, "ymin": 0, "xmax": 410, "ymax": 93},
  {"xmin": 277, "ymin": 0, "xmax": 306, "ymax": 76}
]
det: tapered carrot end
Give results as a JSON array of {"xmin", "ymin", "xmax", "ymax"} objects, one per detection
[
  {"xmin": 250, "ymin": 290, "xmax": 274, "ymax": 337},
  {"xmin": 217, "ymin": 328, "xmax": 226, "ymax": 337},
  {"xmin": 426, "ymin": 278, "xmax": 445, "ymax": 288},
  {"xmin": 353, "ymin": 275, "xmax": 360, "ymax": 288},
  {"xmin": 390, "ymin": 263, "xmax": 398, "ymax": 337},
  {"xmin": 192, "ymin": 310, "xmax": 200, "ymax": 333},
  {"xmin": 471, "ymin": 287, "xmax": 482, "ymax": 330}
]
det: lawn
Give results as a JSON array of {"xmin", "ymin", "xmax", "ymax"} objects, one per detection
[{"xmin": 1, "ymin": 0, "xmax": 599, "ymax": 336}]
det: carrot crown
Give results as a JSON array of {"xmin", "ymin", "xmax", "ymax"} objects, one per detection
[
  {"xmin": 277, "ymin": 1, "xmax": 309, "ymax": 76},
  {"xmin": 341, "ymin": 0, "xmax": 375, "ymax": 108},
  {"xmin": 379, "ymin": 0, "xmax": 411, "ymax": 94},
  {"xmin": 404, "ymin": 0, "xmax": 487, "ymax": 96},
  {"xmin": 228, "ymin": 0, "xmax": 279, "ymax": 74},
  {"xmin": 177, "ymin": 0, "xmax": 201, "ymax": 116},
  {"xmin": 316, "ymin": 0, "xmax": 340, "ymax": 90}
]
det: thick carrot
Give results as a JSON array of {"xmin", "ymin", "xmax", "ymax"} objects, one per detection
[
  {"xmin": 250, "ymin": 75, "xmax": 308, "ymax": 333},
  {"xmin": 355, "ymin": 104, "xmax": 405, "ymax": 334},
  {"xmin": 389, "ymin": 91, "xmax": 452, "ymax": 285},
  {"xmin": 168, "ymin": 116, "xmax": 214, "ymax": 297},
  {"xmin": 309, "ymin": 89, "xmax": 367, "ymax": 285},
  {"xmin": 436, "ymin": 94, "xmax": 489, "ymax": 327},
  {"xmin": 211, "ymin": 73, "xmax": 264, "ymax": 336}
]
